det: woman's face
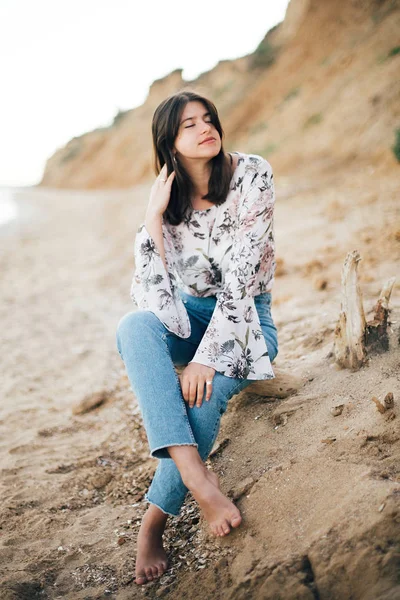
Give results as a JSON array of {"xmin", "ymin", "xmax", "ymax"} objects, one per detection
[{"xmin": 173, "ymin": 101, "xmax": 221, "ymax": 162}]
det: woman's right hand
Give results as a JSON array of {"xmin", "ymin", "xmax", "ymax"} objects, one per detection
[{"xmin": 146, "ymin": 164, "xmax": 175, "ymax": 220}]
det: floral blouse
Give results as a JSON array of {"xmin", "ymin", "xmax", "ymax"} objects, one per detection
[{"xmin": 130, "ymin": 152, "xmax": 276, "ymax": 380}]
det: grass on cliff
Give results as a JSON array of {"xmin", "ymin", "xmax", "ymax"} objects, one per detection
[
  {"xmin": 392, "ymin": 128, "xmax": 400, "ymax": 162},
  {"xmin": 250, "ymin": 29, "xmax": 278, "ymax": 70},
  {"xmin": 303, "ymin": 113, "xmax": 323, "ymax": 128}
]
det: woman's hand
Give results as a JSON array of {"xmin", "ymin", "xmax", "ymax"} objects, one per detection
[
  {"xmin": 143, "ymin": 164, "xmax": 175, "ymax": 272},
  {"xmin": 178, "ymin": 362, "xmax": 216, "ymax": 408},
  {"xmin": 146, "ymin": 164, "xmax": 175, "ymax": 221}
]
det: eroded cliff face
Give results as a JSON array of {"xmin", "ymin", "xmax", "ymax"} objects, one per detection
[{"xmin": 39, "ymin": 0, "xmax": 399, "ymax": 189}]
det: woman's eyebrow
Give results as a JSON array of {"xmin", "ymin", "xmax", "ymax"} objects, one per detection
[{"xmin": 180, "ymin": 112, "xmax": 211, "ymax": 125}]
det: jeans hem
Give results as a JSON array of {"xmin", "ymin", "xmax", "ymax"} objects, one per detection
[
  {"xmin": 150, "ymin": 441, "xmax": 199, "ymax": 460},
  {"xmin": 144, "ymin": 493, "xmax": 180, "ymax": 517}
]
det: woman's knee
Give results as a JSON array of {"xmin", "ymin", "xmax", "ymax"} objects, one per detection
[{"xmin": 116, "ymin": 310, "xmax": 163, "ymax": 351}]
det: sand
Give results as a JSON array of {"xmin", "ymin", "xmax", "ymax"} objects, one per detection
[{"xmin": 0, "ymin": 164, "xmax": 399, "ymax": 599}]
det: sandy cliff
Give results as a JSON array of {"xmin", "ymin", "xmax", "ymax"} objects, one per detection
[{"xmin": 39, "ymin": 0, "xmax": 400, "ymax": 189}]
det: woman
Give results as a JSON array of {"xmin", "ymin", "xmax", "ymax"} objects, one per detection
[{"xmin": 116, "ymin": 90, "xmax": 278, "ymax": 586}]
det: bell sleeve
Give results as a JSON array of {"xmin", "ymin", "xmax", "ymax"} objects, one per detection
[
  {"xmin": 189, "ymin": 158, "xmax": 276, "ymax": 380},
  {"xmin": 130, "ymin": 222, "xmax": 191, "ymax": 338}
]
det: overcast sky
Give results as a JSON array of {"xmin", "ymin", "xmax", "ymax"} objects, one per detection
[{"xmin": 0, "ymin": 0, "xmax": 290, "ymax": 187}]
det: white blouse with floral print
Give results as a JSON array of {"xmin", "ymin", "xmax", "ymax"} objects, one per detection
[{"xmin": 130, "ymin": 152, "xmax": 276, "ymax": 380}]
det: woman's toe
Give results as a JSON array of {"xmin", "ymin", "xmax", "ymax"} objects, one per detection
[
  {"xmin": 144, "ymin": 567, "xmax": 154, "ymax": 581},
  {"xmin": 231, "ymin": 515, "xmax": 242, "ymax": 527},
  {"xmin": 135, "ymin": 572, "xmax": 147, "ymax": 585},
  {"xmin": 151, "ymin": 565, "xmax": 159, "ymax": 578},
  {"xmin": 221, "ymin": 520, "xmax": 230, "ymax": 535},
  {"xmin": 158, "ymin": 561, "xmax": 167, "ymax": 574}
]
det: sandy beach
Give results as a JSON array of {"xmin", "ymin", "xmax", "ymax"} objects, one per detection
[{"xmin": 1, "ymin": 162, "xmax": 399, "ymax": 598}]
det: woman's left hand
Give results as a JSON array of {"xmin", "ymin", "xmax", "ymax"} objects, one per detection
[{"xmin": 178, "ymin": 363, "xmax": 216, "ymax": 408}]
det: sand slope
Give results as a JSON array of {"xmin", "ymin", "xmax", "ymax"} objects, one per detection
[{"xmin": 0, "ymin": 161, "xmax": 399, "ymax": 598}]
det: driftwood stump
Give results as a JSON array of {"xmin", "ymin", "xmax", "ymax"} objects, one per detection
[
  {"xmin": 366, "ymin": 277, "xmax": 396, "ymax": 353},
  {"xmin": 334, "ymin": 251, "xmax": 367, "ymax": 370},
  {"xmin": 334, "ymin": 250, "xmax": 396, "ymax": 370}
]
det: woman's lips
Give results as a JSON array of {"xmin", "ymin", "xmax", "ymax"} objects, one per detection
[{"xmin": 200, "ymin": 138, "xmax": 215, "ymax": 144}]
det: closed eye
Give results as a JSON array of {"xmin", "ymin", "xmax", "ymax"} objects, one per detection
[{"xmin": 185, "ymin": 120, "xmax": 213, "ymax": 129}]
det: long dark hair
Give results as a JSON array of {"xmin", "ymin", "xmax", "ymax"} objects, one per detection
[{"xmin": 151, "ymin": 90, "xmax": 232, "ymax": 226}]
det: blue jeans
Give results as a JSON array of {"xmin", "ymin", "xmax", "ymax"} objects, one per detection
[{"xmin": 115, "ymin": 290, "xmax": 278, "ymax": 516}]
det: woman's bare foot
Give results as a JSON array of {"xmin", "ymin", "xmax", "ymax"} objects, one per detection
[
  {"xmin": 185, "ymin": 467, "xmax": 242, "ymax": 537},
  {"xmin": 167, "ymin": 446, "xmax": 242, "ymax": 538},
  {"xmin": 135, "ymin": 504, "xmax": 169, "ymax": 585}
]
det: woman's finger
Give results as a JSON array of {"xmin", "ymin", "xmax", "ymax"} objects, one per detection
[
  {"xmin": 196, "ymin": 381, "xmax": 205, "ymax": 408},
  {"xmin": 157, "ymin": 164, "xmax": 167, "ymax": 181},
  {"xmin": 157, "ymin": 166, "xmax": 175, "ymax": 188},
  {"xmin": 180, "ymin": 375, "xmax": 189, "ymax": 403},
  {"xmin": 188, "ymin": 382, "xmax": 197, "ymax": 408},
  {"xmin": 205, "ymin": 378, "xmax": 213, "ymax": 401},
  {"xmin": 163, "ymin": 170, "xmax": 175, "ymax": 188}
]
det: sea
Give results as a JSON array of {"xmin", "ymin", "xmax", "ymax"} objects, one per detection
[{"xmin": 0, "ymin": 189, "xmax": 18, "ymax": 226}]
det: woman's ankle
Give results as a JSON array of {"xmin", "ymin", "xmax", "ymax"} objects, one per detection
[
  {"xmin": 181, "ymin": 462, "xmax": 210, "ymax": 491},
  {"xmin": 167, "ymin": 445, "xmax": 208, "ymax": 488},
  {"xmin": 142, "ymin": 504, "xmax": 169, "ymax": 531}
]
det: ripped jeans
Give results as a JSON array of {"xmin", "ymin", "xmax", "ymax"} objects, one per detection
[{"xmin": 115, "ymin": 290, "xmax": 278, "ymax": 516}]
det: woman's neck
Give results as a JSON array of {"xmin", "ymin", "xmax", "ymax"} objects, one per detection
[
  {"xmin": 180, "ymin": 158, "xmax": 212, "ymax": 199},
  {"xmin": 188, "ymin": 153, "xmax": 236, "ymax": 210}
]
